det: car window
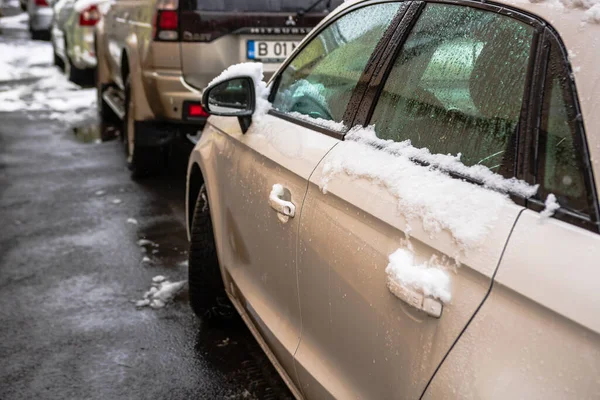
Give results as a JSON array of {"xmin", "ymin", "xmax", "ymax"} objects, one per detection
[
  {"xmin": 369, "ymin": 4, "xmax": 534, "ymax": 176},
  {"xmin": 272, "ymin": 3, "xmax": 401, "ymax": 128},
  {"xmin": 536, "ymin": 45, "xmax": 594, "ymax": 216}
]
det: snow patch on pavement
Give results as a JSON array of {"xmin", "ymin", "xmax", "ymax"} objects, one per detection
[
  {"xmin": 0, "ymin": 12, "xmax": 28, "ymax": 30},
  {"xmin": 135, "ymin": 276, "xmax": 186, "ymax": 309},
  {"xmin": 0, "ymin": 40, "xmax": 96, "ymax": 127}
]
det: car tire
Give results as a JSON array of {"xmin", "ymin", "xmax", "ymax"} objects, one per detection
[
  {"xmin": 123, "ymin": 77, "xmax": 164, "ymax": 178},
  {"xmin": 188, "ymin": 184, "xmax": 234, "ymax": 319},
  {"xmin": 97, "ymin": 83, "xmax": 120, "ymax": 141}
]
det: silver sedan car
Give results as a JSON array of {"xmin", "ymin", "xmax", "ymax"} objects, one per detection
[
  {"xmin": 27, "ymin": 0, "xmax": 52, "ymax": 39},
  {"xmin": 51, "ymin": 0, "xmax": 109, "ymax": 83}
]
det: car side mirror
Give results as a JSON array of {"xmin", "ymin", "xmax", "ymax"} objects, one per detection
[{"xmin": 201, "ymin": 77, "xmax": 255, "ymax": 134}]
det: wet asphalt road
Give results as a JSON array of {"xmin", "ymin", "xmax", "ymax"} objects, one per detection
[{"xmin": 0, "ymin": 29, "xmax": 293, "ymax": 400}]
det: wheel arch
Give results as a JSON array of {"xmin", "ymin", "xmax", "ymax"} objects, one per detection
[
  {"xmin": 187, "ymin": 162, "xmax": 204, "ymax": 240},
  {"xmin": 122, "ymin": 34, "xmax": 154, "ymax": 121}
]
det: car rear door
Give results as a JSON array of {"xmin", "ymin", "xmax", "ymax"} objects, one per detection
[
  {"xmin": 206, "ymin": 1, "xmax": 406, "ymax": 393},
  {"xmin": 423, "ymin": 27, "xmax": 600, "ymax": 398},
  {"xmin": 293, "ymin": 2, "xmax": 544, "ymax": 398},
  {"xmin": 177, "ymin": 0, "xmax": 343, "ymax": 91}
]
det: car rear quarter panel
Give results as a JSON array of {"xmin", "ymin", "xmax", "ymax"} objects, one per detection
[{"xmin": 423, "ymin": 211, "xmax": 600, "ymax": 399}]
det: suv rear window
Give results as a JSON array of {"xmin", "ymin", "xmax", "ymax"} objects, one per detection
[{"xmin": 183, "ymin": 0, "xmax": 343, "ymax": 12}]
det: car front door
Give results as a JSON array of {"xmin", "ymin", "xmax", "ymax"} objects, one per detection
[
  {"xmin": 294, "ymin": 2, "xmax": 542, "ymax": 398},
  {"xmin": 208, "ymin": 1, "xmax": 406, "ymax": 392}
]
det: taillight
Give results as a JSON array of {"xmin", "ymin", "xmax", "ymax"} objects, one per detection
[
  {"xmin": 79, "ymin": 5, "xmax": 100, "ymax": 26},
  {"xmin": 184, "ymin": 102, "xmax": 209, "ymax": 119},
  {"xmin": 152, "ymin": 0, "xmax": 179, "ymax": 41},
  {"xmin": 34, "ymin": 0, "xmax": 48, "ymax": 6}
]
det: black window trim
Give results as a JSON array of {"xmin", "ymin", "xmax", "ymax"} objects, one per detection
[
  {"xmin": 524, "ymin": 27, "xmax": 600, "ymax": 233},
  {"xmin": 266, "ymin": 0, "xmax": 412, "ymax": 138}
]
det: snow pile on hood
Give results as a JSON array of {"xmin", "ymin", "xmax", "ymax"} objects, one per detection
[
  {"xmin": 345, "ymin": 125, "xmax": 538, "ymax": 197},
  {"xmin": 206, "ymin": 62, "xmax": 271, "ymax": 119},
  {"xmin": 320, "ymin": 126, "xmax": 521, "ymax": 248},
  {"xmin": 0, "ymin": 41, "xmax": 96, "ymax": 127},
  {"xmin": 386, "ymin": 248, "xmax": 452, "ymax": 303},
  {"xmin": 540, "ymin": 193, "xmax": 560, "ymax": 218},
  {"xmin": 135, "ymin": 276, "xmax": 186, "ymax": 309}
]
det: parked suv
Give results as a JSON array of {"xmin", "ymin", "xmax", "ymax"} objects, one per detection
[
  {"xmin": 187, "ymin": 0, "xmax": 600, "ymax": 398},
  {"xmin": 95, "ymin": 0, "xmax": 342, "ymax": 177}
]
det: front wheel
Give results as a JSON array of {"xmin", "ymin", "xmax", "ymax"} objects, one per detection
[
  {"xmin": 123, "ymin": 77, "xmax": 165, "ymax": 178},
  {"xmin": 188, "ymin": 184, "xmax": 234, "ymax": 319}
]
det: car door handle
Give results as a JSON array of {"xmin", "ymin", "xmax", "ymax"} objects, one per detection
[
  {"xmin": 269, "ymin": 184, "xmax": 295, "ymax": 218},
  {"xmin": 386, "ymin": 276, "xmax": 443, "ymax": 318}
]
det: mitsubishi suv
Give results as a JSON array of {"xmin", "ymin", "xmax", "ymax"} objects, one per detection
[{"xmin": 95, "ymin": 0, "xmax": 342, "ymax": 177}]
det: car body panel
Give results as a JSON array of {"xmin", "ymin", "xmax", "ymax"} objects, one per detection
[
  {"xmin": 293, "ymin": 141, "xmax": 525, "ymax": 399},
  {"xmin": 28, "ymin": 0, "xmax": 52, "ymax": 31},
  {"xmin": 199, "ymin": 113, "xmax": 339, "ymax": 394},
  {"xmin": 424, "ymin": 209, "xmax": 600, "ymax": 399}
]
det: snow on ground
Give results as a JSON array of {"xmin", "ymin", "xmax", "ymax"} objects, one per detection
[
  {"xmin": 135, "ymin": 276, "xmax": 186, "ymax": 309},
  {"xmin": 320, "ymin": 126, "xmax": 525, "ymax": 249},
  {"xmin": 386, "ymin": 248, "xmax": 452, "ymax": 303},
  {"xmin": 0, "ymin": 12, "xmax": 28, "ymax": 30},
  {"xmin": 0, "ymin": 40, "xmax": 96, "ymax": 127}
]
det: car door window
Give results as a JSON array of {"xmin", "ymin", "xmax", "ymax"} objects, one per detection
[
  {"xmin": 272, "ymin": 2, "xmax": 401, "ymax": 127},
  {"xmin": 369, "ymin": 4, "xmax": 534, "ymax": 176},
  {"xmin": 536, "ymin": 44, "xmax": 595, "ymax": 217}
]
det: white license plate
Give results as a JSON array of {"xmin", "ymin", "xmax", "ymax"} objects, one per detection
[{"xmin": 247, "ymin": 40, "xmax": 299, "ymax": 61}]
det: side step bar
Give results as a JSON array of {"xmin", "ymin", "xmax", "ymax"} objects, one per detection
[{"xmin": 102, "ymin": 87, "xmax": 126, "ymax": 120}]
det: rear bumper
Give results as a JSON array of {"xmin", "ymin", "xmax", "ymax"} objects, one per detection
[
  {"xmin": 143, "ymin": 69, "xmax": 203, "ymax": 122},
  {"xmin": 69, "ymin": 27, "xmax": 97, "ymax": 70},
  {"xmin": 135, "ymin": 118, "xmax": 206, "ymax": 147}
]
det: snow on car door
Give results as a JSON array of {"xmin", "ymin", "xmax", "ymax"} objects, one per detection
[{"xmin": 294, "ymin": 3, "xmax": 540, "ymax": 399}]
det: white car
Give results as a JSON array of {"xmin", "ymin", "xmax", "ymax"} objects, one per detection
[
  {"xmin": 27, "ymin": 0, "xmax": 52, "ymax": 39},
  {"xmin": 186, "ymin": 0, "xmax": 600, "ymax": 398}
]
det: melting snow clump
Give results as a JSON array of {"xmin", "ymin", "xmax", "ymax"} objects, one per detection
[
  {"xmin": 320, "ymin": 125, "xmax": 525, "ymax": 248},
  {"xmin": 126, "ymin": 218, "xmax": 138, "ymax": 225},
  {"xmin": 540, "ymin": 193, "xmax": 560, "ymax": 218},
  {"xmin": 206, "ymin": 62, "xmax": 271, "ymax": 119},
  {"xmin": 136, "ymin": 276, "xmax": 186, "ymax": 309},
  {"xmin": 585, "ymin": 4, "xmax": 600, "ymax": 22},
  {"xmin": 386, "ymin": 249, "xmax": 451, "ymax": 303}
]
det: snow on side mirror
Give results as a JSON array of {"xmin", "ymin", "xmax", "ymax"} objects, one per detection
[{"xmin": 201, "ymin": 77, "xmax": 255, "ymax": 133}]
